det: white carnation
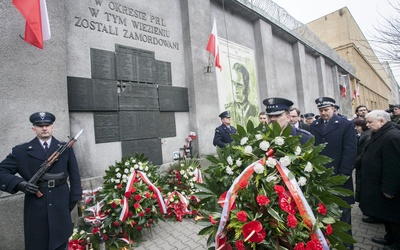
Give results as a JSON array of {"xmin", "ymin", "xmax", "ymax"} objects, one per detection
[
  {"xmin": 189, "ymin": 171, "xmax": 194, "ymax": 176},
  {"xmin": 134, "ymin": 164, "xmax": 139, "ymax": 169},
  {"xmin": 174, "ymin": 186, "xmax": 177, "ymax": 190},
  {"xmin": 115, "ymin": 179, "xmax": 120, "ymax": 184},
  {"xmin": 259, "ymin": 141, "xmax": 270, "ymax": 151},
  {"xmin": 236, "ymin": 158, "xmax": 242, "ymax": 167},
  {"xmin": 244, "ymin": 145, "xmax": 253, "ymax": 155},
  {"xmin": 227, "ymin": 156, "xmax": 233, "ymax": 165},
  {"xmin": 298, "ymin": 176, "xmax": 307, "ymax": 186},
  {"xmin": 266, "ymin": 158, "xmax": 277, "ymax": 168},
  {"xmin": 255, "ymin": 134, "xmax": 263, "ymax": 140},
  {"xmin": 304, "ymin": 162, "xmax": 313, "ymax": 172},
  {"xmin": 240, "ymin": 137, "xmax": 249, "ymax": 145},
  {"xmin": 122, "ymin": 174, "xmax": 127, "ymax": 179},
  {"xmin": 274, "ymin": 136, "xmax": 285, "ymax": 146},
  {"xmin": 115, "ymin": 168, "xmax": 120, "ymax": 172},
  {"xmin": 295, "ymin": 146, "xmax": 301, "ymax": 155},
  {"xmin": 124, "ymin": 168, "xmax": 129, "ymax": 174},
  {"xmin": 131, "ymin": 159, "xmax": 136, "ymax": 163},
  {"xmin": 254, "ymin": 163, "xmax": 264, "ymax": 174},
  {"xmin": 116, "ymin": 173, "xmax": 122, "ymax": 178},
  {"xmin": 279, "ymin": 156, "xmax": 291, "ymax": 167},
  {"xmin": 226, "ymin": 166, "xmax": 234, "ymax": 175},
  {"xmin": 124, "ymin": 162, "xmax": 129, "ymax": 166},
  {"xmin": 180, "ymin": 170, "xmax": 185, "ymax": 175},
  {"xmin": 147, "ymin": 173, "xmax": 151, "ymax": 177}
]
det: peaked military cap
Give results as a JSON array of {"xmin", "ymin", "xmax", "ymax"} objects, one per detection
[
  {"xmin": 263, "ymin": 97, "xmax": 293, "ymax": 115},
  {"xmin": 219, "ymin": 111, "xmax": 231, "ymax": 118},
  {"xmin": 304, "ymin": 113, "xmax": 315, "ymax": 119},
  {"xmin": 315, "ymin": 97, "xmax": 335, "ymax": 109},
  {"xmin": 334, "ymin": 104, "xmax": 340, "ymax": 110},
  {"xmin": 29, "ymin": 112, "xmax": 56, "ymax": 126}
]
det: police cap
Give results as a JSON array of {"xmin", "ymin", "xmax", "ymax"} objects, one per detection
[
  {"xmin": 315, "ymin": 97, "xmax": 335, "ymax": 109},
  {"xmin": 219, "ymin": 111, "xmax": 231, "ymax": 118},
  {"xmin": 263, "ymin": 97, "xmax": 293, "ymax": 115},
  {"xmin": 29, "ymin": 112, "xmax": 56, "ymax": 126},
  {"xmin": 304, "ymin": 113, "xmax": 315, "ymax": 119}
]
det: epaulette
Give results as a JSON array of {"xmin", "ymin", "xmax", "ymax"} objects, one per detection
[{"xmin": 296, "ymin": 128, "xmax": 312, "ymax": 136}]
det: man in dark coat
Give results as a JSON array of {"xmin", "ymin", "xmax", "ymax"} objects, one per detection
[
  {"xmin": 213, "ymin": 111, "xmax": 237, "ymax": 148},
  {"xmin": 309, "ymin": 97, "xmax": 357, "ymax": 249},
  {"xmin": 360, "ymin": 110, "xmax": 400, "ymax": 249},
  {"xmin": 0, "ymin": 112, "xmax": 82, "ymax": 250},
  {"xmin": 263, "ymin": 97, "xmax": 312, "ymax": 145}
]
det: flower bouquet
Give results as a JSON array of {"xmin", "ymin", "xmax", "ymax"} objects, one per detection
[
  {"xmin": 159, "ymin": 159, "xmax": 203, "ymax": 221},
  {"xmin": 70, "ymin": 154, "xmax": 166, "ymax": 250},
  {"xmin": 195, "ymin": 121, "xmax": 355, "ymax": 249}
]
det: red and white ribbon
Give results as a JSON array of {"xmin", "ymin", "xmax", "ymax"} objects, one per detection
[
  {"xmin": 165, "ymin": 190, "xmax": 191, "ymax": 214},
  {"xmin": 193, "ymin": 168, "xmax": 203, "ymax": 183},
  {"xmin": 119, "ymin": 171, "xmax": 138, "ymax": 222},
  {"xmin": 84, "ymin": 200, "xmax": 107, "ymax": 224}
]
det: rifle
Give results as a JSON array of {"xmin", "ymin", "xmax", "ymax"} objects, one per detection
[{"xmin": 29, "ymin": 129, "xmax": 84, "ymax": 198}]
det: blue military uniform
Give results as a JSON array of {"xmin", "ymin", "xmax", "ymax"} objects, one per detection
[
  {"xmin": 291, "ymin": 126, "xmax": 312, "ymax": 145},
  {"xmin": 213, "ymin": 111, "xmax": 237, "ymax": 148},
  {"xmin": 0, "ymin": 112, "xmax": 82, "ymax": 250}
]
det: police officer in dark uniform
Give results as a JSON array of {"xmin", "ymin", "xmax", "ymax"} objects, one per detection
[
  {"xmin": 309, "ymin": 97, "xmax": 357, "ymax": 249},
  {"xmin": 213, "ymin": 111, "xmax": 237, "ymax": 148},
  {"xmin": 0, "ymin": 112, "xmax": 82, "ymax": 250},
  {"xmin": 334, "ymin": 104, "xmax": 347, "ymax": 119},
  {"xmin": 303, "ymin": 113, "xmax": 316, "ymax": 125},
  {"xmin": 263, "ymin": 97, "xmax": 312, "ymax": 145}
]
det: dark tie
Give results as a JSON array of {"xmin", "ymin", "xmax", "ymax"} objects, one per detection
[{"xmin": 43, "ymin": 142, "xmax": 49, "ymax": 152}]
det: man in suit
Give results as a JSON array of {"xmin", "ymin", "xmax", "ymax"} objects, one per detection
[
  {"xmin": 213, "ymin": 111, "xmax": 237, "ymax": 148},
  {"xmin": 309, "ymin": 97, "xmax": 357, "ymax": 249},
  {"xmin": 360, "ymin": 110, "xmax": 400, "ymax": 249},
  {"xmin": 289, "ymin": 107, "xmax": 310, "ymax": 132},
  {"xmin": 0, "ymin": 112, "xmax": 82, "ymax": 250},
  {"xmin": 263, "ymin": 97, "xmax": 312, "ymax": 145}
]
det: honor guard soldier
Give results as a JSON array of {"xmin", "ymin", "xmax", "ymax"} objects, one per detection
[
  {"xmin": 263, "ymin": 97, "xmax": 312, "ymax": 145},
  {"xmin": 213, "ymin": 111, "xmax": 237, "ymax": 148},
  {"xmin": 0, "ymin": 112, "xmax": 82, "ymax": 250},
  {"xmin": 309, "ymin": 97, "xmax": 357, "ymax": 249}
]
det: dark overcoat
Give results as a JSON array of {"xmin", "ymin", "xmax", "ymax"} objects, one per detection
[
  {"xmin": 213, "ymin": 124, "xmax": 237, "ymax": 148},
  {"xmin": 359, "ymin": 122, "xmax": 400, "ymax": 222},
  {"xmin": 310, "ymin": 114, "xmax": 357, "ymax": 204},
  {"xmin": 0, "ymin": 137, "xmax": 82, "ymax": 250},
  {"xmin": 290, "ymin": 125, "xmax": 313, "ymax": 145}
]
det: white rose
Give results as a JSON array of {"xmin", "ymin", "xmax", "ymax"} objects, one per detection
[
  {"xmin": 110, "ymin": 178, "xmax": 115, "ymax": 183},
  {"xmin": 138, "ymin": 162, "xmax": 143, "ymax": 165},
  {"xmin": 116, "ymin": 173, "xmax": 122, "ymax": 178},
  {"xmin": 266, "ymin": 158, "xmax": 277, "ymax": 168},
  {"xmin": 266, "ymin": 175, "xmax": 278, "ymax": 182},
  {"xmin": 184, "ymin": 173, "xmax": 188, "ymax": 179},
  {"xmin": 259, "ymin": 141, "xmax": 270, "ymax": 151},
  {"xmin": 131, "ymin": 159, "xmax": 136, "ymax": 163},
  {"xmin": 147, "ymin": 173, "xmax": 151, "ymax": 177},
  {"xmin": 188, "ymin": 166, "xmax": 194, "ymax": 170},
  {"xmin": 275, "ymin": 136, "xmax": 285, "ymax": 146},
  {"xmin": 255, "ymin": 134, "xmax": 263, "ymax": 140},
  {"xmin": 189, "ymin": 171, "xmax": 194, "ymax": 176},
  {"xmin": 295, "ymin": 146, "xmax": 302, "ymax": 155},
  {"xmin": 244, "ymin": 145, "xmax": 253, "ymax": 155},
  {"xmin": 115, "ymin": 179, "xmax": 120, "ymax": 184},
  {"xmin": 226, "ymin": 166, "xmax": 234, "ymax": 175},
  {"xmin": 122, "ymin": 179, "xmax": 127, "ymax": 183},
  {"xmin": 174, "ymin": 186, "xmax": 177, "ymax": 190},
  {"xmin": 254, "ymin": 163, "xmax": 264, "ymax": 174},
  {"xmin": 227, "ymin": 156, "xmax": 233, "ymax": 165},
  {"xmin": 181, "ymin": 191, "xmax": 186, "ymax": 195},
  {"xmin": 180, "ymin": 170, "xmax": 185, "ymax": 175},
  {"xmin": 279, "ymin": 156, "xmax": 291, "ymax": 167},
  {"xmin": 298, "ymin": 176, "xmax": 307, "ymax": 186},
  {"xmin": 124, "ymin": 162, "xmax": 129, "ymax": 166},
  {"xmin": 124, "ymin": 168, "xmax": 129, "ymax": 174},
  {"xmin": 180, "ymin": 163, "xmax": 184, "ymax": 167},
  {"xmin": 145, "ymin": 166, "xmax": 149, "ymax": 171},
  {"xmin": 122, "ymin": 174, "xmax": 127, "ymax": 179},
  {"xmin": 240, "ymin": 137, "xmax": 249, "ymax": 145},
  {"xmin": 139, "ymin": 166, "xmax": 143, "ymax": 170},
  {"xmin": 134, "ymin": 164, "xmax": 139, "ymax": 169},
  {"xmin": 236, "ymin": 158, "xmax": 242, "ymax": 167},
  {"xmin": 115, "ymin": 168, "xmax": 120, "ymax": 172},
  {"xmin": 130, "ymin": 168, "xmax": 134, "ymax": 173},
  {"xmin": 304, "ymin": 162, "xmax": 313, "ymax": 172}
]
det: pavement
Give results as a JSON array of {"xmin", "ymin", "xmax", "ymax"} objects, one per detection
[{"xmin": 134, "ymin": 202, "xmax": 387, "ymax": 250}]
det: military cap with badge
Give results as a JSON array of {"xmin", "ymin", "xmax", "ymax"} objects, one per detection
[
  {"xmin": 29, "ymin": 112, "xmax": 56, "ymax": 126},
  {"xmin": 315, "ymin": 97, "xmax": 335, "ymax": 109},
  {"xmin": 219, "ymin": 110, "xmax": 231, "ymax": 118},
  {"xmin": 262, "ymin": 97, "xmax": 294, "ymax": 115}
]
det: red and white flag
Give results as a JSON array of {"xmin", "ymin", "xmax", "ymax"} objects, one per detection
[
  {"xmin": 352, "ymin": 83, "xmax": 360, "ymax": 100},
  {"xmin": 340, "ymin": 75, "xmax": 348, "ymax": 97},
  {"xmin": 206, "ymin": 18, "xmax": 222, "ymax": 71},
  {"xmin": 13, "ymin": 0, "xmax": 51, "ymax": 49}
]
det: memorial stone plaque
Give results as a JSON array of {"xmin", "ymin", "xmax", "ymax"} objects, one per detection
[
  {"xmin": 119, "ymin": 83, "xmax": 159, "ymax": 111},
  {"xmin": 67, "ymin": 77, "xmax": 94, "ymax": 111},
  {"xmin": 158, "ymin": 86, "xmax": 189, "ymax": 112},
  {"xmin": 116, "ymin": 52, "xmax": 137, "ymax": 81},
  {"xmin": 93, "ymin": 79, "xmax": 119, "ymax": 111},
  {"xmin": 121, "ymin": 139, "xmax": 163, "ymax": 165},
  {"xmin": 159, "ymin": 112, "xmax": 176, "ymax": 138},
  {"xmin": 137, "ymin": 55, "xmax": 156, "ymax": 83},
  {"xmin": 156, "ymin": 61, "xmax": 172, "ymax": 86},
  {"xmin": 91, "ymin": 48, "xmax": 116, "ymax": 80},
  {"xmin": 119, "ymin": 111, "xmax": 159, "ymax": 140},
  {"xmin": 94, "ymin": 112, "xmax": 120, "ymax": 143}
]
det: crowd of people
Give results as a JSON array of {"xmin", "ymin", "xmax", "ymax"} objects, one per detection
[{"xmin": 213, "ymin": 98, "xmax": 400, "ymax": 250}]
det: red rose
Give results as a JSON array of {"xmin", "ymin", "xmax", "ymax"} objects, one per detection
[
  {"xmin": 287, "ymin": 214, "xmax": 298, "ymax": 228},
  {"xmin": 317, "ymin": 203, "xmax": 327, "ymax": 215},
  {"xmin": 124, "ymin": 191, "xmax": 132, "ymax": 198},
  {"xmin": 294, "ymin": 242, "xmax": 305, "ymax": 250},
  {"xmin": 145, "ymin": 207, "xmax": 151, "ymax": 214},
  {"xmin": 131, "ymin": 221, "xmax": 137, "ymax": 226},
  {"xmin": 305, "ymin": 239, "xmax": 323, "ymax": 250},
  {"xmin": 242, "ymin": 221, "xmax": 266, "ymax": 243},
  {"xmin": 131, "ymin": 187, "xmax": 137, "ymax": 193},
  {"xmin": 147, "ymin": 186, "xmax": 153, "ymax": 191},
  {"xmin": 136, "ymin": 226, "xmax": 143, "ymax": 231},
  {"xmin": 145, "ymin": 192, "xmax": 151, "ymax": 198},
  {"xmin": 236, "ymin": 211, "xmax": 247, "ymax": 222},
  {"xmin": 235, "ymin": 240, "xmax": 245, "ymax": 250},
  {"xmin": 92, "ymin": 227, "xmax": 99, "ymax": 234},
  {"xmin": 256, "ymin": 195, "xmax": 270, "ymax": 206},
  {"xmin": 111, "ymin": 202, "xmax": 117, "ymax": 209},
  {"xmin": 134, "ymin": 202, "xmax": 140, "ymax": 209},
  {"xmin": 113, "ymin": 221, "xmax": 119, "ymax": 227},
  {"xmin": 325, "ymin": 224, "xmax": 333, "ymax": 236},
  {"xmin": 139, "ymin": 212, "xmax": 145, "ymax": 217},
  {"xmin": 127, "ymin": 211, "xmax": 133, "ymax": 217},
  {"xmin": 103, "ymin": 234, "xmax": 108, "ymax": 241},
  {"xmin": 134, "ymin": 194, "xmax": 141, "ymax": 201},
  {"xmin": 148, "ymin": 219, "xmax": 154, "ymax": 224}
]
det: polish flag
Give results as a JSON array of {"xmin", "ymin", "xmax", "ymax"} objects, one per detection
[
  {"xmin": 340, "ymin": 75, "xmax": 348, "ymax": 97},
  {"xmin": 13, "ymin": 0, "xmax": 51, "ymax": 49},
  {"xmin": 206, "ymin": 18, "xmax": 222, "ymax": 71},
  {"xmin": 352, "ymin": 83, "xmax": 360, "ymax": 100}
]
